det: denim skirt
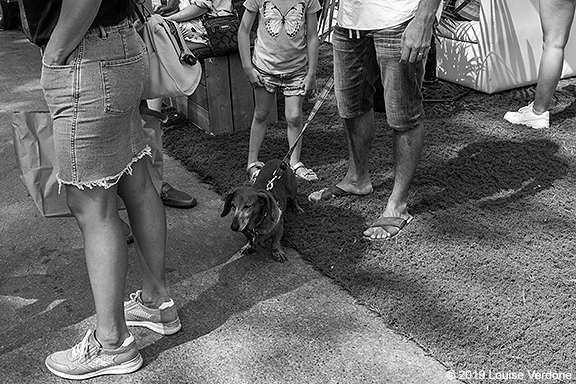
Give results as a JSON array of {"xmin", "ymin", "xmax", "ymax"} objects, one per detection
[{"xmin": 41, "ymin": 19, "xmax": 150, "ymax": 190}]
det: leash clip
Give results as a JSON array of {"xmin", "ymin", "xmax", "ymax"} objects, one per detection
[{"xmin": 266, "ymin": 161, "xmax": 289, "ymax": 191}]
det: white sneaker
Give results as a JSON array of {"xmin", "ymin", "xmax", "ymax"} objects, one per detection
[
  {"xmin": 504, "ymin": 102, "xmax": 549, "ymax": 129},
  {"xmin": 124, "ymin": 290, "xmax": 181, "ymax": 335},
  {"xmin": 45, "ymin": 330, "xmax": 143, "ymax": 380}
]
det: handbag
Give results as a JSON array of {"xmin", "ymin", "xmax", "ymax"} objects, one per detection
[
  {"xmin": 12, "ymin": 111, "xmax": 163, "ymax": 217},
  {"xmin": 202, "ymin": 12, "xmax": 240, "ymax": 57},
  {"xmin": 133, "ymin": 2, "xmax": 202, "ymax": 99},
  {"xmin": 188, "ymin": 9, "xmax": 241, "ymax": 60}
]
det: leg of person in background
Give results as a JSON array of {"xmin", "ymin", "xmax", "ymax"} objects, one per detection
[
  {"xmin": 246, "ymin": 86, "xmax": 276, "ymax": 183},
  {"xmin": 362, "ymin": 122, "xmax": 423, "ymax": 239},
  {"xmin": 363, "ymin": 38, "xmax": 425, "ymax": 240},
  {"xmin": 334, "ymin": 111, "xmax": 375, "ymax": 196},
  {"xmin": 285, "ymin": 94, "xmax": 318, "ymax": 181},
  {"xmin": 533, "ymin": 0, "xmax": 576, "ymax": 113},
  {"xmin": 308, "ymin": 26, "xmax": 376, "ymax": 202},
  {"xmin": 504, "ymin": 0, "xmax": 576, "ymax": 129},
  {"xmin": 147, "ymin": 98, "xmax": 197, "ymax": 209}
]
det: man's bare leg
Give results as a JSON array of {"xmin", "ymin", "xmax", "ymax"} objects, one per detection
[
  {"xmin": 364, "ymin": 121, "xmax": 423, "ymax": 239},
  {"xmin": 337, "ymin": 110, "xmax": 376, "ymax": 194}
]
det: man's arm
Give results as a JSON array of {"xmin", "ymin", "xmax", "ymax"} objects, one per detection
[
  {"xmin": 165, "ymin": 3, "xmax": 208, "ymax": 22},
  {"xmin": 401, "ymin": 0, "xmax": 442, "ymax": 63},
  {"xmin": 154, "ymin": 0, "xmax": 179, "ymax": 15}
]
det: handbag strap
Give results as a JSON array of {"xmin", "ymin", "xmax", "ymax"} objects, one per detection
[
  {"xmin": 132, "ymin": 0, "xmax": 150, "ymax": 24},
  {"xmin": 202, "ymin": 7, "xmax": 239, "ymax": 22},
  {"xmin": 162, "ymin": 20, "xmax": 197, "ymax": 65}
]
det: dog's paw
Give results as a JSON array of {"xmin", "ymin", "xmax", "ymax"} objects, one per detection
[{"xmin": 271, "ymin": 249, "xmax": 287, "ymax": 263}]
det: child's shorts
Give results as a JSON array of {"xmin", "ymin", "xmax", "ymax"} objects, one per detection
[
  {"xmin": 40, "ymin": 19, "xmax": 150, "ymax": 190},
  {"xmin": 254, "ymin": 66, "xmax": 307, "ymax": 97}
]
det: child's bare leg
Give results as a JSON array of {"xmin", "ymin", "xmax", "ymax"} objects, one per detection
[
  {"xmin": 284, "ymin": 95, "xmax": 304, "ymax": 166},
  {"xmin": 247, "ymin": 87, "xmax": 277, "ymax": 165}
]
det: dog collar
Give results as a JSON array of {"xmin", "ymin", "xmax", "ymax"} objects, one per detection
[{"xmin": 248, "ymin": 204, "xmax": 282, "ymax": 240}]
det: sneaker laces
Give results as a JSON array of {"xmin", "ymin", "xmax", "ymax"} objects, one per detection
[
  {"xmin": 518, "ymin": 105, "xmax": 531, "ymax": 114},
  {"xmin": 128, "ymin": 291, "xmax": 140, "ymax": 303},
  {"xmin": 129, "ymin": 290, "xmax": 174, "ymax": 310},
  {"xmin": 70, "ymin": 331, "xmax": 97, "ymax": 361}
]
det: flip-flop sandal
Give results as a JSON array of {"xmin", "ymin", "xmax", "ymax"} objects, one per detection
[
  {"xmin": 308, "ymin": 185, "xmax": 371, "ymax": 202},
  {"xmin": 364, "ymin": 215, "xmax": 414, "ymax": 241},
  {"xmin": 246, "ymin": 161, "xmax": 265, "ymax": 184},
  {"xmin": 291, "ymin": 162, "xmax": 318, "ymax": 181}
]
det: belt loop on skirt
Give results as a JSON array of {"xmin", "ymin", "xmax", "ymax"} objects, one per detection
[{"xmin": 98, "ymin": 25, "xmax": 108, "ymax": 39}]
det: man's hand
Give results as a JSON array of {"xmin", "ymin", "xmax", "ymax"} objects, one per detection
[
  {"xmin": 153, "ymin": 0, "xmax": 179, "ymax": 16},
  {"xmin": 400, "ymin": 0, "xmax": 441, "ymax": 63},
  {"xmin": 400, "ymin": 19, "xmax": 433, "ymax": 63}
]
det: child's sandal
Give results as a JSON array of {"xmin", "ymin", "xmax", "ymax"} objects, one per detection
[
  {"xmin": 246, "ymin": 161, "xmax": 265, "ymax": 184},
  {"xmin": 291, "ymin": 162, "xmax": 318, "ymax": 181}
]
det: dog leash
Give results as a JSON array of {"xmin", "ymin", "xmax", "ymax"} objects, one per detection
[{"xmin": 266, "ymin": 76, "xmax": 335, "ymax": 191}]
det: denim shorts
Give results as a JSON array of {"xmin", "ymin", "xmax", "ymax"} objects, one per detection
[
  {"xmin": 254, "ymin": 66, "xmax": 307, "ymax": 96},
  {"xmin": 332, "ymin": 23, "xmax": 424, "ymax": 131},
  {"xmin": 40, "ymin": 19, "xmax": 150, "ymax": 190}
]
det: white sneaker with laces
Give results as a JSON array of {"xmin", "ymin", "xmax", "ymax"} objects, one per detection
[
  {"xmin": 504, "ymin": 101, "xmax": 549, "ymax": 129},
  {"xmin": 45, "ymin": 330, "xmax": 143, "ymax": 380},
  {"xmin": 124, "ymin": 290, "xmax": 181, "ymax": 335}
]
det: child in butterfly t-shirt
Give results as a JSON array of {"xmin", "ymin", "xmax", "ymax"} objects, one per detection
[{"xmin": 238, "ymin": 0, "xmax": 321, "ymax": 183}]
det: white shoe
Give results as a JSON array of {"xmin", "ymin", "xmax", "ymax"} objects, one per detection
[
  {"xmin": 504, "ymin": 102, "xmax": 549, "ymax": 129},
  {"xmin": 45, "ymin": 330, "xmax": 143, "ymax": 380},
  {"xmin": 124, "ymin": 290, "xmax": 181, "ymax": 335}
]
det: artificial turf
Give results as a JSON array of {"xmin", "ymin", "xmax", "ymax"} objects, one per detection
[{"xmin": 161, "ymin": 44, "xmax": 576, "ymax": 381}]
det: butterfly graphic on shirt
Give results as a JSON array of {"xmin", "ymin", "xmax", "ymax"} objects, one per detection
[{"xmin": 262, "ymin": 1, "xmax": 306, "ymax": 38}]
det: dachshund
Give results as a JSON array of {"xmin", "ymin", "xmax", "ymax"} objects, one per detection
[{"xmin": 220, "ymin": 159, "xmax": 302, "ymax": 262}]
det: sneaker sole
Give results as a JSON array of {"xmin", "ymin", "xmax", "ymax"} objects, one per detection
[
  {"xmin": 126, "ymin": 319, "xmax": 182, "ymax": 335},
  {"xmin": 504, "ymin": 117, "xmax": 548, "ymax": 129},
  {"xmin": 45, "ymin": 353, "xmax": 143, "ymax": 380}
]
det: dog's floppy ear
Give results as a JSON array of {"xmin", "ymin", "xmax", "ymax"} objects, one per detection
[
  {"xmin": 257, "ymin": 190, "xmax": 278, "ymax": 219},
  {"xmin": 221, "ymin": 191, "xmax": 236, "ymax": 217},
  {"xmin": 256, "ymin": 190, "xmax": 281, "ymax": 233},
  {"xmin": 256, "ymin": 191, "xmax": 272, "ymax": 212}
]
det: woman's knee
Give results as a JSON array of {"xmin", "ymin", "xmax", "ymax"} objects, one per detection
[
  {"xmin": 65, "ymin": 185, "xmax": 119, "ymax": 222},
  {"xmin": 117, "ymin": 157, "xmax": 156, "ymax": 202}
]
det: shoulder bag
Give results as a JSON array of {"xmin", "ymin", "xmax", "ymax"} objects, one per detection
[
  {"xmin": 202, "ymin": 11, "xmax": 241, "ymax": 57},
  {"xmin": 189, "ymin": 8, "xmax": 241, "ymax": 60},
  {"xmin": 133, "ymin": 1, "xmax": 202, "ymax": 99}
]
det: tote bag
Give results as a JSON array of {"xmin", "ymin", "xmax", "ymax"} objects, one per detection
[
  {"xmin": 134, "ymin": 6, "xmax": 202, "ymax": 99},
  {"xmin": 12, "ymin": 111, "xmax": 162, "ymax": 217}
]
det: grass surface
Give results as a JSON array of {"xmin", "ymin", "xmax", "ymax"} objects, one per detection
[{"xmin": 161, "ymin": 45, "xmax": 576, "ymax": 381}]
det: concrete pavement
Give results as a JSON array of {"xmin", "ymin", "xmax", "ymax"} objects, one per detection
[{"xmin": 0, "ymin": 27, "xmax": 457, "ymax": 384}]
